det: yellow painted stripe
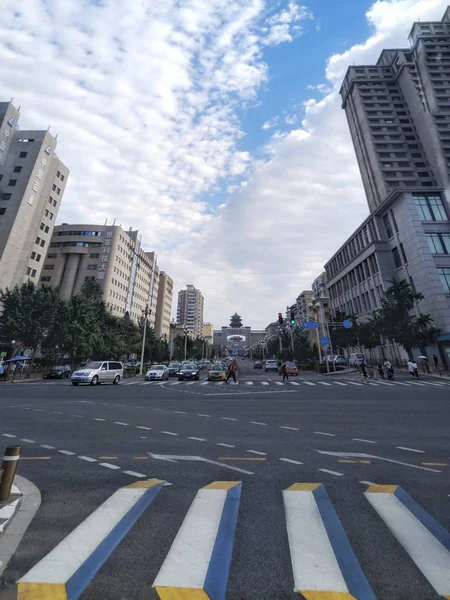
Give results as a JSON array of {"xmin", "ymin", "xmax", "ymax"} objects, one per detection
[
  {"xmin": 20, "ymin": 457, "xmax": 52, "ymax": 460},
  {"xmin": 133, "ymin": 456, "xmax": 149, "ymax": 460},
  {"xmin": 366, "ymin": 484, "xmax": 397, "ymax": 494},
  {"xmin": 285, "ymin": 483, "xmax": 321, "ymax": 492},
  {"xmin": 217, "ymin": 457, "xmax": 266, "ymax": 461},
  {"xmin": 125, "ymin": 479, "xmax": 164, "ymax": 489},
  {"xmin": 202, "ymin": 481, "xmax": 241, "ymax": 490},
  {"xmin": 299, "ymin": 592, "xmax": 356, "ymax": 600},
  {"xmin": 99, "ymin": 456, "xmax": 118, "ymax": 459},
  {"xmin": 422, "ymin": 462, "xmax": 448, "ymax": 466},
  {"xmin": 155, "ymin": 587, "xmax": 209, "ymax": 599},
  {"xmin": 18, "ymin": 582, "xmax": 67, "ymax": 599},
  {"xmin": 338, "ymin": 460, "xmax": 356, "ymax": 464}
]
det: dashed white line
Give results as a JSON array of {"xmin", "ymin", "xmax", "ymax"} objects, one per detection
[
  {"xmin": 318, "ymin": 468, "xmax": 344, "ymax": 477},
  {"xmin": 353, "ymin": 438, "xmax": 377, "ymax": 444},
  {"xmin": 198, "ymin": 414, "xmax": 211, "ymax": 418},
  {"xmin": 289, "ymin": 381, "xmax": 300, "ymax": 386},
  {"xmin": 71, "ymin": 414, "xmax": 84, "ymax": 418},
  {"xmin": 20, "ymin": 438, "xmax": 35, "ymax": 443},
  {"xmin": 334, "ymin": 382, "xmax": 347, "ymax": 386},
  {"xmin": 2, "ymin": 434, "xmax": 16, "ymax": 438},
  {"xmin": 280, "ymin": 426, "xmax": 299, "ymax": 431},
  {"xmin": 396, "ymin": 446, "xmax": 425, "ymax": 454},
  {"xmin": 314, "ymin": 431, "xmax": 336, "ymax": 437},
  {"xmin": 221, "ymin": 417, "xmax": 237, "ymax": 421},
  {"xmin": 250, "ymin": 421, "xmax": 267, "ymax": 426},
  {"xmin": 20, "ymin": 407, "xmax": 30, "ymax": 410},
  {"xmin": 247, "ymin": 450, "xmax": 267, "ymax": 456},
  {"xmin": 99, "ymin": 462, "xmax": 121, "ymax": 470},
  {"xmin": 359, "ymin": 480, "xmax": 373, "ymax": 486},
  {"xmin": 217, "ymin": 443, "xmax": 235, "ymax": 448},
  {"xmin": 279, "ymin": 458, "xmax": 303, "ymax": 465},
  {"xmin": 136, "ymin": 426, "xmax": 152, "ymax": 430},
  {"xmin": 123, "ymin": 471, "xmax": 146, "ymax": 478},
  {"xmin": 40, "ymin": 445, "xmax": 55, "ymax": 450},
  {"xmin": 174, "ymin": 411, "xmax": 187, "ymax": 414},
  {"xmin": 303, "ymin": 381, "xmax": 315, "ymax": 386},
  {"xmin": 93, "ymin": 418, "xmax": 106, "ymax": 422},
  {"xmin": 58, "ymin": 450, "xmax": 75, "ymax": 456},
  {"xmin": 188, "ymin": 437, "xmax": 206, "ymax": 442},
  {"xmin": 114, "ymin": 422, "xmax": 129, "ymax": 426},
  {"xmin": 53, "ymin": 411, "xmax": 63, "ymax": 415},
  {"xmin": 161, "ymin": 431, "xmax": 179, "ymax": 436},
  {"xmin": 78, "ymin": 456, "xmax": 97, "ymax": 463},
  {"xmin": 34, "ymin": 409, "xmax": 44, "ymax": 412},
  {"xmin": 317, "ymin": 382, "xmax": 332, "ymax": 386}
]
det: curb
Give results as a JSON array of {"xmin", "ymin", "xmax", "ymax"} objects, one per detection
[
  {"xmin": 0, "ymin": 475, "xmax": 41, "ymax": 579},
  {"xmin": 323, "ymin": 368, "xmax": 357, "ymax": 377}
]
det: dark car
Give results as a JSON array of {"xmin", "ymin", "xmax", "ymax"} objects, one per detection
[
  {"xmin": 168, "ymin": 362, "xmax": 181, "ymax": 376},
  {"xmin": 178, "ymin": 363, "xmax": 200, "ymax": 381},
  {"xmin": 43, "ymin": 365, "xmax": 71, "ymax": 379},
  {"xmin": 254, "ymin": 360, "xmax": 263, "ymax": 369}
]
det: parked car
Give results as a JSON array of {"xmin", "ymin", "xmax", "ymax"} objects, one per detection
[
  {"xmin": 168, "ymin": 362, "xmax": 181, "ymax": 377},
  {"xmin": 43, "ymin": 365, "xmax": 71, "ymax": 379},
  {"xmin": 349, "ymin": 353, "xmax": 365, "ymax": 367},
  {"xmin": 265, "ymin": 359, "xmax": 279, "ymax": 373},
  {"xmin": 208, "ymin": 363, "xmax": 227, "ymax": 381},
  {"xmin": 178, "ymin": 363, "xmax": 200, "ymax": 381},
  {"xmin": 145, "ymin": 365, "xmax": 170, "ymax": 381},
  {"xmin": 71, "ymin": 361, "xmax": 123, "ymax": 386},
  {"xmin": 333, "ymin": 355, "xmax": 348, "ymax": 366},
  {"xmin": 254, "ymin": 360, "xmax": 263, "ymax": 369}
]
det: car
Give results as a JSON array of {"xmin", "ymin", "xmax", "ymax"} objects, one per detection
[
  {"xmin": 168, "ymin": 362, "xmax": 181, "ymax": 377},
  {"xmin": 43, "ymin": 365, "xmax": 71, "ymax": 379},
  {"xmin": 254, "ymin": 360, "xmax": 263, "ymax": 369},
  {"xmin": 145, "ymin": 365, "xmax": 169, "ymax": 381},
  {"xmin": 349, "ymin": 353, "xmax": 365, "ymax": 367},
  {"xmin": 333, "ymin": 355, "xmax": 348, "ymax": 366},
  {"xmin": 284, "ymin": 361, "xmax": 299, "ymax": 376},
  {"xmin": 71, "ymin": 361, "xmax": 123, "ymax": 386},
  {"xmin": 178, "ymin": 363, "xmax": 200, "ymax": 381},
  {"xmin": 265, "ymin": 359, "xmax": 279, "ymax": 373},
  {"xmin": 208, "ymin": 363, "xmax": 227, "ymax": 381}
]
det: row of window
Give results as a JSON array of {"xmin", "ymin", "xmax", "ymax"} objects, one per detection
[
  {"xmin": 56, "ymin": 170, "xmax": 65, "ymax": 182},
  {"xmin": 35, "ymin": 236, "xmax": 46, "ymax": 248},
  {"xmin": 56, "ymin": 230, "xmax": 105, "ymax": 237},
  {"xmin": 415, "ymin": 195, "xmax": 447, "ymax": 221},
  {"xmin": 30, "ymin": 251, "xmax": 42, "ymax": 263},
  {"xmin": 51, "ymin": 184, "xmax": 61, "ymax": 195},
  {"xmin": 49, "ymin": 241, "xmax": 103, "ymax": 248},
  {"xmin": 48, "ymin": 196, "xmax": 57, "ymax": 207},
  {"xmin": 25, "ymin": 267, "xmax": 37, "ymax": 277}
]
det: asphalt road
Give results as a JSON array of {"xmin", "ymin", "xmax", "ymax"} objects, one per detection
[{"xmin": 0, "ymin": 360, "xmax": 449, "ymax": 599}]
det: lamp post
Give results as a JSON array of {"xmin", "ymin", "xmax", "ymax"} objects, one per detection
[
  {"xmin": 140, "ymin": 307, "xmax": 150, "ymax": 375},
  {"xmin": 308, "ymin": 301, "xmax": 324, "ymax": 367},
  {"xmin": 184, "ymin": 328, "xmax": 189, "ymax": 361}
]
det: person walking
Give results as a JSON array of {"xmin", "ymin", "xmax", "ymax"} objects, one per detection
[
  {"xmin": 225, "ymin": 359, "xmax": 237, "ymax": 384},
  {"xmin": 413, "ymin": 361, "xmax": 420, "ymax": 379},
  {"xmin": 360, "ymin": 359, "xmax": 368, "ymax": 384},
  {"xmin": 407, "ymin": 360, "xmax": 417, "ymax": 379},
  {"xmin": 9, "ymin": 362, "xmax": 17, "ymax": 383},
  {"xmin": 433, "ymin": 354, "xmax": 439, "ymax": 370},
  {"xmin": 377, "ymin": 362, "xmax": 385, "ymax": 379},
  {"xmin": 280, "ymin": 362, "xmax": 289, "ymax": 382}
]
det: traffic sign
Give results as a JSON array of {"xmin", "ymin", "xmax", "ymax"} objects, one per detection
[
  {"xmin": 342, "ymin": 319, "xmax": 352, "ymax": 329},
  {"xmin": 320, "ymin": 336, "xmax": 329, "ymax": 346},
  {"xmin": 302, "ymin": 321, "xmax": 319, "ymax": 329},
  {"xmin": 0, "ymin": 352, "xmax": 6, "ymax": 357},
  {"xmin": 232, "ymin": 349, "xmax": 238, "ymax": 356}
]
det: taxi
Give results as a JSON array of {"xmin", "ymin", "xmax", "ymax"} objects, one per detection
[
  {"xmin": 285, "ymin": 361, "xmax": 299, "ymax": 376},
  {"xmin": 208, "ymin": 362, "xmax": 227, "ymax": 381}
]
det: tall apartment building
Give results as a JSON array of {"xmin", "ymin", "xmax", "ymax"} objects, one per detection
[
  {"xmin": 202, "ymin": 322, "xmax": 214, "ymax": 344},
  {"xmin": 41, "ymin": 224, "xmax": 161, "ymax": 324},
  {"xmin": 0, "ymin": 101, "xmax": 69, "ymax": 290},
  {"xmin": 155, "ymin": 272, "xmax": 173, "ymax": 339},
  {"xmin": 176, "ymin": 284, "xmax": 204, "ymax": 337},
  {"xmin": 325, "ymin": 7, "xmax": 450, "ymax": 362}
]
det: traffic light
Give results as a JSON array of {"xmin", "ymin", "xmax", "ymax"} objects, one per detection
[
  {"xmin": 290, "ymin": 310, "xmax": 296, "ymax": 325},
  {"xmin": 278, "ymin": 312, "xmax": 283, "ymax": 325}
]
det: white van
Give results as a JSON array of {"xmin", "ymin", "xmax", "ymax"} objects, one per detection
[
  {"xmin": 71, "ymin": 361, "xmax": 123, "ymax": 386},
  {"xmin": 349, "ymin": 353, "xmax": 365, "ymax": 367}
]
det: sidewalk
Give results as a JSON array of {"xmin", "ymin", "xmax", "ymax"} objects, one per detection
[{"xmin": 0, "ymin": 475, "xmax": 41, "ymax": 579}]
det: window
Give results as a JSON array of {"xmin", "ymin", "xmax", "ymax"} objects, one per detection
[
  {"xmin": 50, "ymin": 242, "xmax": 60, "ymax": 247},
  {"xmin": 0, "ymin": 208, "xmax": 5, "ymax": 215},
  {"xmin": 2, "ymin": 194, "xmax": 11, "ymax": 200},
  {"xmin": 44, "ymin": 209, "xmax": 49, "ymax": 217},
  {"xmin": 49, "ymin": 212, "xmax": 53, "ymax": 220},
  {"xmin": 31, "ymin": 251, "xmax": 36, "ymax": 260},
  {"xmin": 8, "ymin": 179, "xmax": 17, "ymax": 186},
  {"xmin": 87, "ymin": 264, "xmax": 97, "ymax": 270},
  {"xmin": 426, "ymin": 233, "xmax": 450, "ymax": 254},
  {"xmin": 39, "ymin": 222, "xmax": 45, "ymax": 231},
  {"xmin": 25, "ymin": 267, "xmax": 31, "ymax": 275},
  {"xmin": 392, "ymin": 246, "xmax": 402, "ymax": 268},
  {"xmin": 35, "ymin": 237, "xmax": 41, "ymax": 245},
  {"xmin": 40, "ymin": 239, "xmax": 45, "ymax": 247},
  {"xmin": 383, "ymin": 214, "xmax": 394, "ymax": 238},
  {"xmin": 41, "ymin": 276, "xmax": 51, "ymax": 282},
  {"xmin": 52, "ymin": 184, "xmax": 56, "ymax": 191},
  {"xmin": 52, "ymin": 199, "xmax": 57, "ymax": 207},
  {"xmin": 47, "ymin": 253, "xmax": 57, "ymax": 259},
  {"xmin": 400, "ymin": 243, "xmax": 408, "ymax": 264},
  {"xmin": 437, "ymin": 267, "xmax": 450, "ymax": 292},
  {"xmin": 415, "ymin": 195, "xmax": 447, "ymax": 221},
  {"xmin": 13, "ymin": 166, "xmax": 22, "ymax": 173},
  {"xmin": 44, "ymin": 265, "xmax": 54, "ymax": 271},
  {"xmin": 89, "ymin": 253, "xmax": 100, "ymax": 258},
  {"xmin": 390, "ymin": 209, "xmax": 399, "ymax": 233},
  {"xmin": 57, "ymin": 170, "xmax": 61, "ymax": 178},
  {"xmin": 19, "ymin": 152, "xmax": 27, "ymax": 158},
  {"xmin": 61, "ymin": 174, "xmax": 65, "ymax": 182},
  {"xmin": 56, "ymin": 187, "xmax": 61, "ymax": 195},
  {"xmin": 85, "ymin": 276, "xmax": 95, "ymax": 281},
  {"xmin": 44, "ymin": 225, "xmax": 49, "ymax": 234},
  {"xmin": 31, "ymin": 269, "xmax": 36, "ymax": 278}
]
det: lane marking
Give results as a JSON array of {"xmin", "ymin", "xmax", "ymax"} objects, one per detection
[
  {"xmin": 198, "ymin": 414, "xmax": 211, "ymax": 418},
  {"xmin": 99, "ymin": 462, "xmax": 121, "ymax": 470},
  {"xmin": 78, "ymin": 456, "xmax": 97, "ymax": 463},
  {"xmin": 246, "ymin": 450, "xmax": 267, "ymax": 456},
  {"xmin": 217, "ymin": 443, "xmax": 235, "ymax": 448},
  {"xmin": 314, "ymin": 431, "xmax": 336, "ymax": 437},
  {"xmin": 71, "ymin": 414, "xmax": 84, "ymax": 418},
  {"xmin": 218, "ymin": 457, "xmax": 266, "ymax": 461},
  {"xmin": 245, "ymin": 381, "xmax": 254, "ymax": 386},
  {"xmin": 122, "ymin": 471, "xmax": 147, "ymax": 478},
  {"xmin": 18, "ymin": 480, "xmax": 164, "ymax": 599},
  {"xmin": 133, "ymin": 456, "xmax": 149, "ymax": 460},
  {"xmin": 353, "ymin": 438, "xmax": 377, "ymax": 444},
  {"xmin": 221, "ymin": 417, "xmax": 237, "ymax": 421},
  {"xmin": 250, "ymin": 421, "xmax": 267, "ymax": 426},
  {"xmin": 315, "ymin": 450, "xmax": 441, "ymax": 473},
  {"xmin": 396, "ymin": 446, "xmax": 425, "ymax": 454},
  {"xmin": 161, "ymin": 431, "xmax": 179, "ymax": 436},
  {"xmin": 423, "ymin": 462, "xmax": 448, "ymax": 466},
  {"xmin": 20, "ymin": 439, "xmax": 36, "ymax": 443},
  {"xmin": 153, "ymin": 482, "xmax": 241, "ymax": 599},
  {"xmin": 174, "ymin": 411, "xmax": 187, "ymax": 414},
  {"xmin": 58, "ymin": 450, "xmax": 75, "ymax": 456},
  {"xmin": 279, "ymin": 458, "xmax": 303, "ymax": 465},
  {"xmin": 318, "ymin": 469, "xmax": 344, "ymax": 477},
  {"xmin": 261, "ymin": 381, "xmax": 269, "ymax": 385},
  {"xmin": 303, "ymin": 381, "xmax": 315, "ymax": 386},
  {"xmin": 40, "ymin": 445, "xmax": 55, "ymax": 450},
  {"xmin": 376, "ymin": 381, "xmax": 395, "ymax": 387},
  {"xmin": 20, "ymin": 457, "xmax": 51, "ymax": 461},
  {"xmin": 334, "ymin": 382, "xmax": 347, "ymax": 386},
  {"xmin": 346, "ymin": 381, "xmax": 363, "ymax": 386},
  {"xmin": 280, "ymin": 426, "xmax": 299, "ymax": 431},
  {"xmin": 53, "ymin": 411, "xmax": 64, "ymax": 414},
  {"xmin": 2, "ymin": 434, "xmax": 16, "ymax": 438},
  {"xmin": 317, "ymin": 382, "xmax": 332, "ymax": 386},
  {"xmin": 149, "ymin": 453, "xmax": 254, "ymax": 475},
  {"xmin": 99, "ymin": 456, "xmax": 118, "ymax": 460},
  {"xmin": 114, "ymin": 422, "xmax": 129, "ymax": 426},
  {"xmin": 136, "ymin": 426, "xmax": 152, "ymax": 430},
  {"xmin": 289, "ymin": 381, "xmax": 300, "ymax": 386},
  {"xmin": 93, "ymin": 418, "xmax": 106, "ymax": 422},
  {"xmin": 189, "ymin": 437, "xmax": 206, "ymax": 442}
]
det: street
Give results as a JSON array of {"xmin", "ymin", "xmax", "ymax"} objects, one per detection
[{"xmin": 0, "ymin": 359, "xmax": 449, "ymax": 599}]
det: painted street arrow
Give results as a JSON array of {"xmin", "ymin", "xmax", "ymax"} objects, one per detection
[
  {"xmin": 314, "ymin": 450, "xmax": 441, "ymax": 473},
  {"xmin": 147, "ymin": 453, "xmax": 254, "ymax": 475}
]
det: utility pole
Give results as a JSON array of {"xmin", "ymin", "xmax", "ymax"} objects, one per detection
[
  {"xmin": 140, "ymin": 306, "xmax": 150, "ymax": 375},
  {"xmin": 184, "ymin": 329, "xmax": 188, "ymax": 361}
]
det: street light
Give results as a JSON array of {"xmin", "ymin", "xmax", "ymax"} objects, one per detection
[
  {"xmin": 184, "ymin": 328, "xmax": 189, "ymax": 361},
  {"xmin": 140, "ymin": 306, "xmax": 150, "ymax": 375},
  {"xmin": 308, "ymin": 300, "xmax": 323, "ymax": 366}
]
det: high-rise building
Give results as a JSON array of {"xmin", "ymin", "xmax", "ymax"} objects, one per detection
[
  {"xmin": 41, "ymin": 224, "xmax": 163, "ymax": 324},
  {"xmin": 155, "ymin": 272, "xmax": 173, "ymax": 340},
  {"xmin": 325, "ymin": 7, "xmax": 450, "ymax": 362},
  {"xmin": 176, "ymin": 284, "xmax": 204, "ymax": 337},
  {"xmin": 0, "ymin": 101, "xmax": 69, "ymax": 290},
  {"xmin": 202, "ymin": 322, "xmax": 214, "ymax": 344}
]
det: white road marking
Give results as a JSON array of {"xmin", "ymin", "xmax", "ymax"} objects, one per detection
[
  {"xmin": 78, "ymin": 456, "xmax": 97, "ymax": 463},
  {"xmin": 245, "ymin": 381, "xmax": 254, "ymax": 386},
  {"xmin": 345, "ymin": 381, "xmax": 363, "ymax": 386},
  {"xmin": 174, "ymin": 411, "xmax": 187, "ymax": 414},
  {"xmin": 137, "ymin": 426, "xmax": 152, "ymax": 430},
  {"xmin": 303, "ymin": 381, "xmax": 315, "ymax": 386},
  {"xmin": 71, "ymin": 415, "xmax": 84, "ymax": 418},
  {"xmin": 123, "ymin": 471, "xmax": 146, "ymax": 478},
  {"xmin": 394, "ymin": 381, "xmax": 412, "ymax": 386},
  {"xmin": 197, "ymin": 414, "xmax": 211, "ymax": 418},
  {"xmin": 215, "ymin": 381, "xmax": 224, "ymax": 385},
  {"xmin": 353, "ymin": 438, "xmax": 377, "ymax": 444},
  {"xmin": 20, "ymin": 439, "xmax": 36, "ymax": 443},
  {"xmin": 280, "ymin": 426, "xmax": 299, "ymax": 431},
  {"xmin": 170, "ymin": 382, "xmax": 181, "ymax": 385},
  {"xmin": 188, "ymin": 437, "xmax": 206, "ymax": 442},
  {"xmin": 186, "ymin": 382, "xmax": 197, "ymax": 386},
  {"xmin": 274, "ymin": 382, "xmax": 284, "ymax": 386},
  {"xmin": 149, "ymin": 453, "xmax": 254, "ymax": 475},
  {"xmin": 247, "ymin": 450, "xmax": 267, "ymax": 456},
  {"xmin": 368, "ymin": 382, "xmax": 379, "ymax": 386},
  {"xmin": 161, "ymin": 431, "xmax": 179, "ymax": 436},
  {"xmin": 317, "ymin": 382, "xmax": 332, "ymax": 386},
  {"xmin": 359, "ymin": 480, "xmax": 373, "ymax": 485},
  {"xmin": 99, "ymin": 462, "xmax": 121, "ymax": 470},
  {"xmin": 41, "ymin": 445, "xmax": 55, "ymax": 450},
  {"xmin": 261, "ymin": 381, "xmax": 269, "ymax": 386},
  {"xmin": 114, "ymin": 422, "xmax": 129, "ymax": 426},
  {"xmin": 315, "ymin": 450, "xmax": 440, "ymax": 472},
  {"xmin": 289, "ymin": 381, "xmax": 300, "ymax": 386},
  {"xmin": 217, "ymin": 443, "xmax": 235, "ymax": 448},
  {"xmin": 318, "ymin": 468, "xmax": 344, "ymax": 477},
  {"xmin": 314, "ymin": 431, "xmax": 336, "ymax": 437},
  {"xmin": 2, "ymin": 434, "xmax": 16, "ymax": 438},
  {"xmin": 200, "ymin": 382, "xmax": 209, "ymax": 386},
  {"xmin": 34, "ymin": 409, "xmax": 44, "ymax": 412},
  {"xmin": 53, "ymin": 411, "xmax": 63, "ymax": 415},
  {"xmin": 58, "ymin": 450, "xmax": 75, "ymax": 456},
  {"xmin": 376, "ymin": 381, "xmax": 395, "ymax": 387},
  {"xmin": 409, "ymin": 381, "xmax": 428, "ymax": 387},
  {"xmin": 251, "ymin": 421, "xmax": 267, "ymax": 426},
  {"xmin": 93, "ymin": 418, "xmax": 106, "ymax": 422},
  {"xmin": 396, "ymin": 446, "xmax": 425, "ymax": 454},
  {"xmin": 279, "ymin": 458, "xmax": 303, "ymax": 465},
  {"xmin": 221, "ymin": 417, "xmax": 237, "ymax": 421}
]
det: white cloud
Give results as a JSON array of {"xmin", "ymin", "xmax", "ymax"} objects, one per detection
[
  {"xmin": 263, "ymin": 2, "xmax": 313, "ymax": 45},
  {"xmin": 262, "ymin": 116, "xmax": 280, "ymax": 129}
]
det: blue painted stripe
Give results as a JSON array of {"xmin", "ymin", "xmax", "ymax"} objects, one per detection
[
  {"xmin": 204, "ymin": 483, "xmax": 242, "ymax": 600},
  {"xmin": 66, "ymin": 482, "xmax": 164, "ymax": 600},
  {"xmin": 314, "ymin": 484, "xmax": 376, "ymax": 600},
  {"xmin": 394, "ymin": 486, "xmax": 450, "ymax": 553}
]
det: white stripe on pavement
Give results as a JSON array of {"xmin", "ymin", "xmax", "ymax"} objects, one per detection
[
  {"xmin": 303, "ymin": 381, "xmax": 315, "ymax": 386},
  {"xmin": 279, "ymin": 458, "xmax": 303, "ymax": 465},
  {"xmin": 245, "ymin": 381, "xmax": 254, "ymax": 386},
  {"xmin": 261, "ymin": 381, "xmax": 269, "ymax": 385},
  {"xmin": 317, "ymin": 382, "xmax": 332, "ymax": 386}
]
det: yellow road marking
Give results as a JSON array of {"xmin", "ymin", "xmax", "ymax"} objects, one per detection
[
  {"xmin": 285, "ymin": 483, "xmax": 321, "ymax": 492},
  {"xmin": 338, "ymin": 459, "xmax": 371, "ymax": 464},
  {"xmin": 203, "ymin": 481, "xmax": 241, "ymax": 490},
  {"xmin": 126, "ymin": 479, "xmax": 164, "ymax": 489},
  {"xmin": 20, "ymin": 456, "xmax": 52, "ymax": 460},
  {"xmin": 98, "ymin": 456, "xmax": 118, "ymax": 459},
  {"xmin": 155, "ymin": 587, "xmax": 209, "ymax": 599},
  {"xmin": 18, "ymin": 582, "xmax": 67, "ymax": 599},
  {"xmin": 422, "ymin": 462, "xmax": 448, "ymax": 466},
  {"xmin": 300, "ymin": 592, "xmax": 357, "ymax": 599},
  {"xmin": 133, "ymin": 456, "xmax": 149, "ymax": 460},
  {"xmin": 217, "ymin": 457, "xmax": 266, "ymax": 461},
  {"xmin": 366, "ymin": 484, "xmax": 397, "ymax": 493}
]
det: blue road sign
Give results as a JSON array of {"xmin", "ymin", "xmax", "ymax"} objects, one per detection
[
  {"xmin": 232, "ymin": 349, "xmax": 238, "ymax": 356},
  {"xmin": 342, "ymin": 319, "xmax": 352, "ymax": 329},
  {"xmin": 320, "ymin": 336, "xmax": 329, "ymax": 346},
  {"xmin": 302, "ymin": 321, "xmax": 319, "ymax": 329}
]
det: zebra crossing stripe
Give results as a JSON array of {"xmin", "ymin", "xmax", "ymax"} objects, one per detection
[
  {"xmin": 283, "ymin": 483, "xmax": 375, "ymax": 600},
  {"xmin": 261, "ymin": 382, "xmax": 269, "ymax": 385},
  {"xmin": 365, "ymin": 484, "xmax": 450, "ymax": 598},
  {"xmin": 17, "ymin": 480, "xmax": 164, "ymax": 600},
  {"xmin": 245, "ymin": 381, "xmax": 253, "ymax": 386},
  {"xmin": 154, "ymin": 481, "xmax": 242, "ymax": 600},
  {"xmin": 303, "ymin": 381, "xmax": 315, "ymax": 386}
]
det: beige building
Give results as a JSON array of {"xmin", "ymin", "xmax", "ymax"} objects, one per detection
[
  {"xmin": 176, "ymin": 284, "xmax": 204, "ymax": 337},
  {"xmin": 155, "ymin": 272, "xmax": 173, "ymax": 340},
  {"xmin": 41, "ymin": 224, "xmax": 162, "ymax": 323},
  {"xmin": 0, "ymin": 101, "xmax": 69, "ymax": 291},
  {"xmin": 202, "ymin": 322, "xmax": 214, "ymax": 344}
]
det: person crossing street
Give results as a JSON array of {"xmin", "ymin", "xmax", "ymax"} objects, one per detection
[
  {"xmin": 225, "ymin": 359, "xmax": 237, "ymax": 384},
  {"xmin": 280, "ymin": 362, "xmax": 289, "ymax": 382}
]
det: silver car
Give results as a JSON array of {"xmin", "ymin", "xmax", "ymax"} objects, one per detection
[
  {"xmin": 71, "ymin": 361, "xmax": 123, "ymax": 386},
  {"xmin": 145, "ymin": 365, "xmax": 170, "ymax": 381}
]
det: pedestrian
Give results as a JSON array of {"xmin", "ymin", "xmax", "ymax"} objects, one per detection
[
  {"xmin": 280, "ymin": 362, "xmax": 288, "ymax": 382},
  {"xmin": 407, "ymin": 360, "xmax": 417, "ymax": 379},
  {"xmin": 360, "ymin": 359, "xmax": 368, "ymax": 384},
  {"xmin": 225, "ymin": 359, "xmax": 237, "ymax": 384},
  {"xmin": 433, "ymin": 354, "xmax": 439, "ymax": 370},
  {"xmin": 383, "ymin": 358, "xmax": 392, "ymax": 371},
  {"xmin": 9, "ymin": 362, "xmax": 17, "ymax": 383},
  {"xmin": 413, "ymin": 361, "xmax": 420, "ymax": 379},
  {"xmin": 377, "ymin": 362, "xmax": 385, "ymax": 379},
  {"xmin": 0, "ymin": 362, "xmax": 4, "ymax": 382}
]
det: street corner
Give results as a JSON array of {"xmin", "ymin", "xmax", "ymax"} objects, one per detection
[{"xmin": 0, "ymin": 475, "xmax": 41, "ymax": 580}]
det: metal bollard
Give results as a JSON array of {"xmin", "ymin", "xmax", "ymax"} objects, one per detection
[{"xmin": 0, "ymin": 445, "xmax": 22, "ymax": 501}]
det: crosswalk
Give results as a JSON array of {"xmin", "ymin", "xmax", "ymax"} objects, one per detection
[{"xmin": 17, "ymin": 481, "xmax": 450, "ymax": 599}]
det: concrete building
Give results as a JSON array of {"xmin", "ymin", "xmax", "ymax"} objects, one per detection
[
  {"xmin": 296, "ymin": 290, "xmax": 314, "ymax": 322},
  {"xmin": 176, "ymin": 285, "xmax": 204, "ymax": 337},
  {"xmin": 0, "ymin": 101, "xmax": 69, "ymax": 291},
  {"xmin": 326, "ymin": 7, "xmax": 450, "ymax": 362},
  {"xmin": 312, "ymin": 272, "xmax": 328, "ymax": 299},
  {"xmin": 155, "ymin": 272, "xmax": 173, "ymax": 340},
  {"xmin": 202, "ymin": 323, "xmax": 214, "ymax": 344},
  {"xmin": 41, "ymin": 224, "xmax": 162, "ymax": 324}
]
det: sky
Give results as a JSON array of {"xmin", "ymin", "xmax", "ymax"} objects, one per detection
[{"xmin": 1, "ymin": 0, "xmax": 449, "ymax": 328}]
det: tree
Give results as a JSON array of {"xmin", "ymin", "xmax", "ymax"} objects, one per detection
[{"xmin": 329, "ymin": 311, "xmax": 359, "ymax": 353}]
